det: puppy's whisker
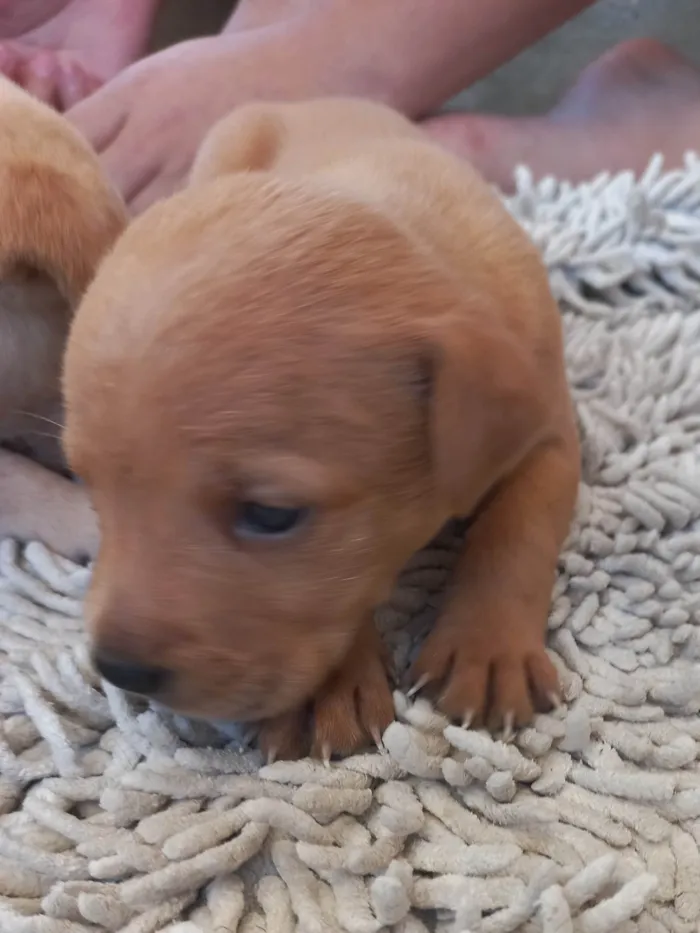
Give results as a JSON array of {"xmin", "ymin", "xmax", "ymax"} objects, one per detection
[
  {"xmin": 22, "ymin": 429, "xmax": 62, "ymax": 442},
  {"xmin": 16, "ymin": 410, "xmax": 64, "ymax": 431}
]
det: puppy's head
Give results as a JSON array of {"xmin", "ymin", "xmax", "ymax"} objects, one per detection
[{"xmin": 64, "ymin": 174, "xmax": 547, "ymax": 722}]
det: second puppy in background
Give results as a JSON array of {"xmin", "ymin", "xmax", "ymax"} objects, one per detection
[
  {"xmin": 63, "ymin": 98, "xmax": 580, "ymax": 759},
  {"xmin": 0, "ymin": 76, "xmax": 125, "ymax": 561}
]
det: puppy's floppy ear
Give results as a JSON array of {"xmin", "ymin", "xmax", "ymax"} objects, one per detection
[
  {"xmin": 0, "ymin": 77, "xmax": 127, "ymax": 304},
  {"xmin": 0, "ymin": 158, "xmax": 126, "ymax": 308},
  {"xmin": 424, "ymin": 313, "xmax": 550, "ymax": 515},
  {"xmin": 0, "ymin": 79, "xmax": 127, "ymax": 421},
  {"xmin": 190, "ymin": 103, "xmax": 284, "ymax": 186},
  {"xmin": 0, "ymin": 164, "xmax": 126, "ymax": 306}
]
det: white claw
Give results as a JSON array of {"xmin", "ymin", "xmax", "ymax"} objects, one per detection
[
  {"xmin": 370, "ymin": 726, "xmax": 385, "ymax": 751},
  {"xmin": 407, "ymin": 674, "xmax": 430, "ymax": 698},
  {"xmin": 240, "ymin": 727, "xmax": 257, "ymax": 751},
  {"xmin": 462, "ymin": 709, "xmax": 474, "ymax": 729},
  {"xmin": 322, "ymin": 745, "xmax": 332, "ymax": 768},
  {"xmin": 547, "ymin": 691, "xmax": 565, "ymax": 713},
  {"xmin": 266, "ymin": 747, "xmax": 278, "ymax": 766},
  {"xmin": 501, "ymin": 712, "xmax": 515, "ymax": 744}
]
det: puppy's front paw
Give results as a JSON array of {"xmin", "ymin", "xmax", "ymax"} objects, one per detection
[
  {"xmin": 258, "ymin": 624, "xmax": 395, "ymax": 761},
  {"xmin": 257, "ymin": 707, "xmax": 308, "ymax": 762},
  {"xmin": 309, "ymin": 635, "xmax": 395, "ymax": 760},
  {"xmin": 412, "ymin": 621, "xmax": 560, "ymax": 734}
]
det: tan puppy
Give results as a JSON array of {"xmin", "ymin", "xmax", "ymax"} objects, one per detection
[
  {"xmin": 63, "ymin": 98, "xmax": 580, "ymax": 759},
  {"xmin": 0, "ymin": 76, "xmax": 125, "ymax": 560}
]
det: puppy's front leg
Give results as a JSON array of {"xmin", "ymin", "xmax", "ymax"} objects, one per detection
[
  {"xmin": 0, "ymin": 448, "xmax": 98, "ymax": 563},
  {"xmin": 413, "ymin": 438, "xmax": 579, "ymax": 732}
]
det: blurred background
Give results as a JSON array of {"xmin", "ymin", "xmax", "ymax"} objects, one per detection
[{"xmin": 149, "ymin": 0, "xmax": 700, "ymax": 115}]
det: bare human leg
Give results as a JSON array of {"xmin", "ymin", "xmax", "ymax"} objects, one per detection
[
  {"xmin": 424, "ymin": 40, "xmax": 700, "ymax": 190},
  {"xmin": 66, "ymin": 0, "xmax": 593, "ymax": 213},
  {"xmin": 0, "ymin": 0, "xmax": 160, "ymax": 109},
  {"xmin": 0, "ymin": 449, "xmax": 97, "ymax": 562}
]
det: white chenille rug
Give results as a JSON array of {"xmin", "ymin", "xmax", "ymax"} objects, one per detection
[{"xmin": 2, "ymin": 156, "xmax": 700, "ymax": 933}]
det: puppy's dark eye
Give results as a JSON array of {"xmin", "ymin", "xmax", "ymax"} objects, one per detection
[{"xmin": 234, "ymin": 502, "xmax": 309, "ymax": 539}]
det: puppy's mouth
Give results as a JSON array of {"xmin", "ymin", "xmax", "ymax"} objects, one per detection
[{"xmin": 91, "ymin": 648, "xmax": 303, "ymax": 723}]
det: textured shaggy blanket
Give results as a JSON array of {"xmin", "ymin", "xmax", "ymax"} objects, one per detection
[{"xmin": 1, "ymin": 156, "xmax": 700, "ymax": 933}]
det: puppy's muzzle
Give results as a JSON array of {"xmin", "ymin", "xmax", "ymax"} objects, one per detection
[{"xmin": 92, "ymin": 650, "xmax": 171, "ymax": 697}]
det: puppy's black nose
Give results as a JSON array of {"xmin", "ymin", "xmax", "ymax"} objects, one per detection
[{"xmin": 93, "ymin": 652, "xmax": 171, "ymax": 696}]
